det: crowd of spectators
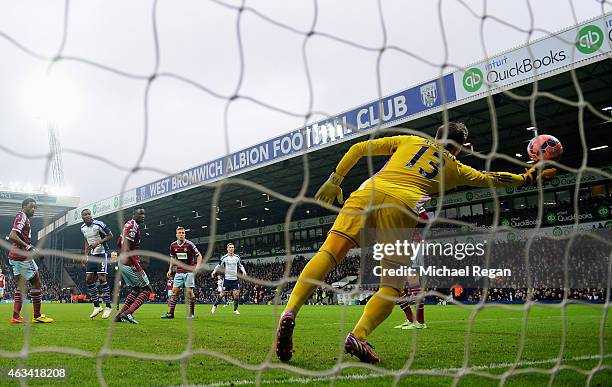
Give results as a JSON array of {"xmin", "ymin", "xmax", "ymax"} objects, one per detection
[
  {"xmin": 1, "ymin": 194, "xmax": 609, "ymax": 305},
  {"xmin": 145, "ymin": 256, "xmax": 311, "ymax": 304},
  {"xmin": 448, "ymin": 287, "xmax": 605, "ymax": 303},
  {"xmin": 2, "ymin": 245, "xmax": 609, "ymax": 305},
  {"xmin": 134, "ymin": 254, "xmax": 362, "ymax": 305},
  {"xmin": 0, "ymin": 260, "xmax": 65, "ymax": 302},
  {"xmin": 413, "ymin": 236, "xmax": 611, "ymax": 290}
]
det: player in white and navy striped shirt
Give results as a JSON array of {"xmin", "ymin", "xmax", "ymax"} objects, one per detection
[
  {"xmin": 80, "ymin": 209, "xmax": 114, "ymax": 319},
  {"xmin": 211, "ymin": 243, "xmax": 246, "ymax": 315}
]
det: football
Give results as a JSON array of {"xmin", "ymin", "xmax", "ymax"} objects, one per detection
[{"xmin": 527, "ymin": 134, "xmax": 563, "ymax": 161}]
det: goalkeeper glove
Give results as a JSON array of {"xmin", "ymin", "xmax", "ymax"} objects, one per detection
[
  {"xmin": 315, "ymin": 172, "xmax": 345, "ymax": 205},
  {"xmin": 522, "ymin": 166, "xmax": 557, "ymax": 186}
]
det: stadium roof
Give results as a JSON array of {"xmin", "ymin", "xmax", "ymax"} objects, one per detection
[
  {"xmin": 42, "ymin": 13, "xmax": 612, "ymax": 250},
  {"xmin": 0, "ymin": 190, "xmax": 79, "ymax": 240}
]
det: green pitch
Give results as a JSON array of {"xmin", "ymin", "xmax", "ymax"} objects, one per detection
[{"xmin": 0, "ymin": 303, "xmax": 610, "ymax": 386}]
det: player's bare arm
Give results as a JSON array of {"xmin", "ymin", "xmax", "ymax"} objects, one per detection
[
  {"xmin": 194, "ymin": 253, "xmax": 202, "ymax": 274},
  {"xmin": 9, "ymin": 229, "xmax": 32, "ymax": 251},
  {"xmin": 81, "ymin": 240, "xmax": 89, "ymax": 268},
  {"xmin": 167, "ymin": 256, "xmax": 175, "ymax": 279}
]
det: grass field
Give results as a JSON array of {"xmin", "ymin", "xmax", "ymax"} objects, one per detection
[{"xmin": 0, "ymin": 303, "xmax": 610, "ymax": 386}]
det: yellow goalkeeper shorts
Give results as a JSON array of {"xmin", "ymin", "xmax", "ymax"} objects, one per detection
[
  {"xmin": 329, "ymin": 189, "xmax": 420, "ymax": 289},
  {"xmin": 329, "ymin": 188, "xmax": 418, "ymax": 246}
]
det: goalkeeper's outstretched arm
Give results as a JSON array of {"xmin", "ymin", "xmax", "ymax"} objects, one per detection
[
  {"xmin": 335, "ymin": 137, "xmax": 401, "ymax": 177},
  {"xmin": 315, "ymin": 137, "xmax": 401, "ymax": 204},
  {"xmin": 457, "ymin": 162, "xmax": 557, "ymax": 188}
]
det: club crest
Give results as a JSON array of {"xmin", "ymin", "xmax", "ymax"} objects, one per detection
[{"xmin": 420, "ymin": 82, "xmax": 438, "ymax": 108}]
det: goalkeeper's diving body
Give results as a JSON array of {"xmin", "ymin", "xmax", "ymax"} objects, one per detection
[{"xmin": 275, "ymin": 122, "xmax": 556, "ymax": 364}]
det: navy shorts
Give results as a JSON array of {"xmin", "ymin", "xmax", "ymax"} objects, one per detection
[
  {"xmin": 86, "ymin": 253, "xmax": 108, "ymax": 274},
  {"xmin": 223, "ymin": 279, "xmax": 240, "ymax": 292}
]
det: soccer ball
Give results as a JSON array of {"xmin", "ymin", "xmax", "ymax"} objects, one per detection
[{"xmin": 527, "ymin": 134, "xmax": 563, "ymax": 161}]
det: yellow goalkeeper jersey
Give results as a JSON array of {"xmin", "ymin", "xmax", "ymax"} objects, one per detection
[{"xmin": 335, "ymin": 135, "xmax": 525, "ymax": 213}]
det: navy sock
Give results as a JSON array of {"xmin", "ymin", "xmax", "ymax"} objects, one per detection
[
  {"xmin": 99, "ymin": 281, "xmax": 112, "ymax": 308},
  {"xmin": 87, "ymin": 283, "xmax": 100, "ymax": 307}
]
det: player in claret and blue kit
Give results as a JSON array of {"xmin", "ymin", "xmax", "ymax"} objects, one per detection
[
  {"xmin": 0, "ymin": 267, "xmax": 5, "ymax": 301},
  {"xmin": 161, "ymin": 226, "xmax": 202, "ymax": 320},
  {"xmin": 114, "ymin": 208, "xmax": 153, "ymax": 324},
  {"xmin": 8, "ymin": 198, "xmax": 53, "ymax": 323}
]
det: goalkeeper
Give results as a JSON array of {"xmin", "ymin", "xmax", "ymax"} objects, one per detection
[{"xmin": 276, "ymin": 122, "xmax": 556, "ymax": 364}]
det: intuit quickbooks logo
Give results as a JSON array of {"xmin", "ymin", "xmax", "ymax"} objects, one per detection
[
  {"xmin": 485, "ymin": 51, "xmax": 566, "ymax": 84},
  {"xmin": 576, "ymin": 25, "xmax": 604, "ymax": 54},
  {"xmin": 462, "ymin": 68, "xmax": 483, "ymax": 92}
]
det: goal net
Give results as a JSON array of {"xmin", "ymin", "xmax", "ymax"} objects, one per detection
[{"xmin": 0, "ymin": 1, "xmax": 611, "ymax": 386}]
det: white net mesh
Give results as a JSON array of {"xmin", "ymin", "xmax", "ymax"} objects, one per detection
[{"xmin": 1, "ymin": 1, "xmax": 612, "ymax": 386}]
